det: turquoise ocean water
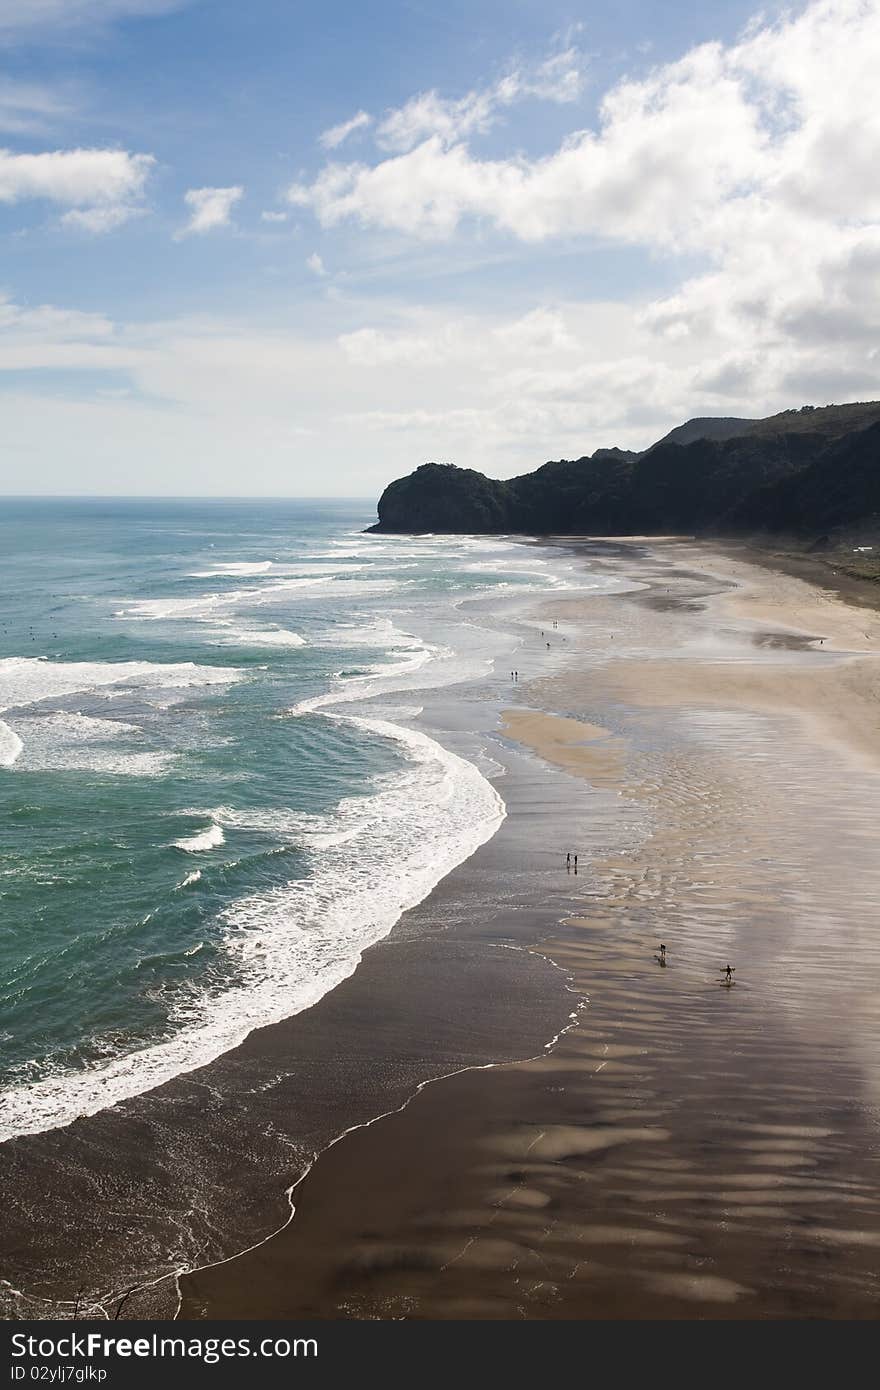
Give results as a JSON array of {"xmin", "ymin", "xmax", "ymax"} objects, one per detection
[{"xmin": 0, "ymin": 498, "xmax": 584, "ymax": 1143}]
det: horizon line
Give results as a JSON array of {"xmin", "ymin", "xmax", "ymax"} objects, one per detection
[{"xmin": 0, "ymin": 494, "xmax": 379, "ymax": 503}]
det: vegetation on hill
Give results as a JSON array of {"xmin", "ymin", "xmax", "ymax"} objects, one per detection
[
  {"xmin": 746, "ymin": 401, "xmax": 880, "ymax": 439},
  {"xmin": 368, "ymin": 401, "xmax": 880, "ymax": 555},
  {"xmin": 645, "ymin": 416, "xmax": 758, "ymax": 451}
]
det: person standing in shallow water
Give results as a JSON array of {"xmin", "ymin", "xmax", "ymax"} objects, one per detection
[{"xmin": 566, "ymin": 852, "xmax": 570, "ymax": 868}]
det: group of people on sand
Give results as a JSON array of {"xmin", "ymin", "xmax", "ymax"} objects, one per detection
[
  {"xmin": 656, "ymin": 942, "xmax": 735, "ymax": 983},
  {"xmin": 564, "ymin": 862, "xmax": 735, "ymax": 983}
]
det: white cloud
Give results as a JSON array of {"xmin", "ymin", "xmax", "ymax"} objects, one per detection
[
  {"xmin": 178, "ymin": 185, "xmax": 243, "ymax": 236},
  {"xmin": 319, "ymin": 110, "xmax": 372, "ymax": 151},
  {"xmin": 0, "ymin": 296, "xmax": 115, "ymax": 339},
  {"xmin": 306, "ymin": 251, "xmax": 327, "ymax": 276},
  {"xmin": 492, "ymin": 307, "xmax": 577, "ymax": 354},
  {"xmin": 525, "ymin": 48, "xmax": 585, "ymax": 103},
  {"xmin": 291, "ymin": 42, "xmax": 764, "ymax": 245},
  {"xmin": 374, "ymin": 45, "xmax": 584, "ymax": 154},
  {"xmin": 291, "ymin": 2, "xmax": 879, "ymax": 250},
  {"xmin": 287, "ymin": 0, "xmax": 880, "ymax": 427},
  {"xmin": 339, "ymin": 325, "xmax": 445, "ymax": 366},
  {"xmin": 375, "ymin": 90, "xmax": 497, "ymax": 155},
  {"xmin": 0, "ymin": 280, "xmax": 873, "ymax": 500},
  {"xmin": 2, "ymin": 4, "xmax": 878, "ymax": 495},
  {"xmin": 0, "ymin": 146, "xmax": 153, "ymax": 230},
  {"xmin": 0, "ymin": 293, "xmax": 138, "ymax": 373},
  {"xmin": 62, "ymin": 203, "xmax": 145, "ymax": 233},
  {"xmin": 0, "ymin": 146, "xmax": 154, "ymax": 205},
  {"xmin": 260, "ymin": 209, "xmax": 288, "ymax": 223}
]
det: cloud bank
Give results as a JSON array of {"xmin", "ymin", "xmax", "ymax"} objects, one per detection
[
  {"xmin": 1, "ymin": 1, "xmax": 877, "ymax": 494},
  {"xmin": 287, "ymin": 0, "xmax": 879, "ymax": 440}
]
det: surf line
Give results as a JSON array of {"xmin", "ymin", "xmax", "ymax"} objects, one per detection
[
  {"xmin": 154, "ymin": 946, "xmax": 587, "ymax": 1319},
  {"xmin": 3, "ymin": 943, "xmax": 585, "ymax": 1320}
]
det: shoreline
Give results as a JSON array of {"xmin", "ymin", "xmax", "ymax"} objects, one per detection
[
  {"xmin": 184, "ymin": 537, "xmax": 880, "ymax": 1320},
  {"xmin": 4, "ymin": 534, "xmax": 880, "ymax": 1320},
  {"xmin": 1, "ymin": 567, "xmax": 605, "ymax": 1319}
]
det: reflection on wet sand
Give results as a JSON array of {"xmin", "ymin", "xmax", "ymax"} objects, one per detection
[{"xmin": 185, "ymin": 542, "xmax": 880, "ymax": 1320}]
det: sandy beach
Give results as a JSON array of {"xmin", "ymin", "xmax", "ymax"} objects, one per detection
[
  {"xmin": 183, "ymin": 539, "xmax": 880, "ymax": 1320},
  {"xmin": 5, "ymin": 0, "xmax": 880, "ymax": 1338},
  {"xmin": 4, "ymin": 536, "xmax": 880, "ymax": 1321}
]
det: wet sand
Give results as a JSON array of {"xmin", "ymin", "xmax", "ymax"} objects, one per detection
[
  {"xmin": 0, "ymin": 619, "xmax": 594, "ymax": 1319},
  {"xmin": 184, "ymin": 541, "xmax": 880, "ymax": 1320}
]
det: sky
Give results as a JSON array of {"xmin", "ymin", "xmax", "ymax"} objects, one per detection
[{"xmin": 0, "ymin": 0, "xmax": 877, "ymax": 497}]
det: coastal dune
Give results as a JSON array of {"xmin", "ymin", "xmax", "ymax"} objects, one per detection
[{"xmin": 184, "ymin": 541, "xmax": 880, "ymax": 1320}]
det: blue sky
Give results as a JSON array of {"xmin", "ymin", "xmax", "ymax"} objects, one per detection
[{"xmin": 0, "ymin": 0, "xmax": 877, "ymax": 495}]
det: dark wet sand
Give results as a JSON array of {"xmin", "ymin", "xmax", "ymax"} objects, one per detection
[
  {"xmin": 5, "ymin": 538, "xmax": 880, "ymax": 1321},
  {"xmin": 184, "ymin": 542, "xmax": 880, "ymax": 1320},
  {"xmin": 1, "ymin": 692, "xmax": 593, "ymax": 1319}
]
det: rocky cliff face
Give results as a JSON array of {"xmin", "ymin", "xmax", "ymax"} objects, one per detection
[
  {"xmin": 370, "ymin": 462, "xmax": 510, "ymax": 533},
  {"xmin": 368, "ymin": 403, "xmax": 880, "ymax": 542}
]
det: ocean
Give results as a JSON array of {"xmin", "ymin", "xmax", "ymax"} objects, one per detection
[{"xmin": 0, "ymin": 498, "xmax": 593, "ymax": 1146}]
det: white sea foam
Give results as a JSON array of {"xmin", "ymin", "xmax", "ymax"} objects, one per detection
[
  {"xmin": 312, "ymin": 617, "xmax": 422, "ymax": 649},
  {"xmin": 17, "ymin": 739, "xmax": 175, "ymax": 777},
  {"xmin": 289, "ymin": 642, "xmax": 439, "ymax": 716},
  {"xmin": 117, "ymin": 592, "xmax": 254, "ymax": 621},
  {"xmin": 188, "ymin": 561, "xmax": 273, "ymax": 577},
  {"xmin": 177, "ymin": 871, "xmax": 202, "ymax": 889},
  {"xmin": 0, "ymin": 659, "xmax": 241, "ymax": 770},
  {"xmin": 289, "ymin": 612, "xmax": 505, "ymax": 716},
  {"xmin": 173, "ymin": 823, "xmax": 226, "ymax": 852},
  {"xmin": 210, "ymin": 624, "xmax": 306, "ymax": 648},
  {"xmin": 117, "ymin": 575, "xmax": 398, "ymax": 624},
  {"xmin": 188, "ymin": 561, "xmax": 370, "ymax": 579},
  {"xmin": 0, "ymin": 720, "xmax": 24, "ymax": 767},
  {"xmin": 0, "ymin": 717, "xmax": 505, "ymax": 1142},
  {"xmin": 12, "ymin": 713, "xmax": 146, "ymax": 769},
  {"xmin": 0, "ymin": 657, "xmax": 241, "ymax": 710},
  {"xmin": 0, "ymin": 533, "xmax": 588, "ymax": 1141},
  {"xmin": 255, "ymin": 562, "xmax": 369, "ymax": 577},
  {"xmin": 25, "ymin": 712, "xmax": 143, "ymax": 741}
]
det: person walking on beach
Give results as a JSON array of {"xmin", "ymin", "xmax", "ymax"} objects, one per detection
[
  {"xmin": 573, "ymin": 854, "xmax": 578, "ymax": 871},
  {"xmin": 566, "ymin": 852, "xmax": 571, "ymax": 868},
  {"xmin": 722, "ymin": 964, "xmax": 734, "ymax": 983}
]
